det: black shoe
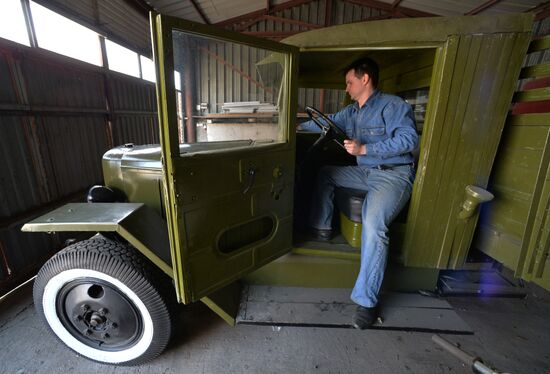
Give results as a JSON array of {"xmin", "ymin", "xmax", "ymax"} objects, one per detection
[
  {"xmin": 309, "ymin": 228, "xmax": 333, "ymax": 241},
  {"xmin": 351, "ymin": 305, "xmax": 377, "ymax": 329}
]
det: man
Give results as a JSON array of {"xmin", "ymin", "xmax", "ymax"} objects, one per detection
[{"xmin": 299, "ymin": 57, "xmax": 418, "ymax": 329}]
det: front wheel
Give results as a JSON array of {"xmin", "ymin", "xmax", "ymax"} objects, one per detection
[{"xmin": 33, "ymin": 238, "xmax": 174, "ymax": 366}]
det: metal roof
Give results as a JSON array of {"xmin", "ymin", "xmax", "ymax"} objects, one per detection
[
  {"xmin": 146, "ymin": 0, "xmax": 546, "ymax": 24},
  {"xmin": 29, "ymin": 1, "xmax": 547, "ymax": 59},
  {"xmin": 398, "ymin": 0, "xmax": 542, "ymax": 16}
]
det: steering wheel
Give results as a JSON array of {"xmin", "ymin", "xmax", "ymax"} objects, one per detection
[{"xmin": 304, "ymin": 106, "xmax": 349, "ymax": 150}]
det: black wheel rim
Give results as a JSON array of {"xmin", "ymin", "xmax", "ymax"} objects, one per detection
[{"xmin": 56, "ymin": 278, "xmax": 144, "ymax": 351}]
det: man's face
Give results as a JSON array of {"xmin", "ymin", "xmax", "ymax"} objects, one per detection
[{"xmin": 345, "ymin": 69, "xmax": 369, "ymax": 101}]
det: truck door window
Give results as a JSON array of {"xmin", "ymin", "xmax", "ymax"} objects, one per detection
[{"xmin": 172, "ymin": 30, "xmax": 288, "ymax": 145}]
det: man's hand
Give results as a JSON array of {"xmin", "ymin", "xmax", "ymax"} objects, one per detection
[{"xmin": 344, "ymin": 139, "xmax": 366, "ymax": 156}]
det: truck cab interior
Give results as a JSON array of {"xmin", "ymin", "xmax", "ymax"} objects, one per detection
[{"xmin": 292, "ymin": 48, "xmax": 432, "ymax": 260}]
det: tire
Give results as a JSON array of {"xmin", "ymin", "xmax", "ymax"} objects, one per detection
[{"xmin": 33, "ymin": 237, "xmax": 174, "ymax": 366}]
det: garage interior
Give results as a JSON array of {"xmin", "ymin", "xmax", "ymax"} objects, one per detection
[{"xmin": 1, "ymin": 1, "xmax": 550, "ymax": 373}]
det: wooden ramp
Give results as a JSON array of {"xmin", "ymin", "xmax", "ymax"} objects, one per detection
[{"xmin": 237, "ymin": 286, "xmax": 473, "ymax": 334}]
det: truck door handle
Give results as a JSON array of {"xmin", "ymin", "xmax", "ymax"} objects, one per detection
[
  {"xmin": 242, "ymin": 167, "xmax": 257, "ymax": 194},
  {"xmin": 458, "ymin": 185, "xmax": 494, "ymax": 219}
]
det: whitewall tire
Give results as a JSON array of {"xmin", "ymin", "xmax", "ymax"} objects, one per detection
[{"xmin": 33, "ymin": 238, "xmax": 174, "ymax": 366}]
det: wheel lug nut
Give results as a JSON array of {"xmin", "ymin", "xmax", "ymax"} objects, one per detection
[
  {"xmin": 73, "ymin": 315, "xmax": 83, "ymax": 322},
  {"xmin": 81, "ymin": 304, "xmax": 89, "ymax": 312},
  {"xmin": 98, "ymin": 308, "xmax": 108, "ymax": 316},
  {"xmin": 101, "ymin": 333, "xmax": 110, "ymax": 339},
  {"xmin": 111, "ymin": 322, "xmax": 118, "ymax": 329},
  {"xmin": 84, "ymin": 329, "xmax": 92, "ymax": 336}
]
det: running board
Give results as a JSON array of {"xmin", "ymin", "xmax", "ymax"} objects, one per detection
[{"xmin": 237, "ymin": 285, "xmax": 473, "ymax": 334}]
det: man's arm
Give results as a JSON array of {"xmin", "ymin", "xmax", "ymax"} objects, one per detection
[{"xmin": 297, "ymin": 107, "xmax": 350, "ymax": 133}]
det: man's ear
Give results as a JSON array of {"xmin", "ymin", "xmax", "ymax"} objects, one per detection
[{"xmin": 362, "ymin": 73, "xmax": 370, "ymax": 86}]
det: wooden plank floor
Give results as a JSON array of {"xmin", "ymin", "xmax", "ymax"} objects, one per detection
[{"xmin": 237, "ymin": 286, "xmax": 473, "ymax": 334}]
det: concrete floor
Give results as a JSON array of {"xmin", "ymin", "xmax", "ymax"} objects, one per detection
[{"xmin": 1, "ymin": 279, "xmax": 550, "ymax": 374}]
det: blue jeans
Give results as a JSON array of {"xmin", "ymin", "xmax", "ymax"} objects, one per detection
[{"xmin": 309, "ymin": 164, "xmax": 415, "ymax": 308}]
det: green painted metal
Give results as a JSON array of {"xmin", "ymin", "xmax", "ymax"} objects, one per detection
[
  {"xmin": 474, "ymin": 121, "xmax": 550, "ymax": 286},
  {"xmin": 515, "ymin": 129, "xmax": 550, "ymax": 280},
  {"xmin": 283, "ymin": 13, "xmax": 532, "ymax": 48},
  {"xmin": 21, "ymin": 203, "xmax": 172, "ymax": 276},
  {"xmin": 514, "ymin": 87, "xmax": 550, "ymax": 102},
  {"xmin": 245, "ymin": 253, "xmax": 439, "ymax": 292},
  {"xmin": 102, "ymin": 145, "xmax": 165, "ymax": 214},
  {"xmin": 528, "ymin": 35, "xmax": 550, "ymax": 53},
  {"xmin": 292, "ymin": 247, "xmax": 360, "ymax": 261},
  {"xmin": 472, "ymin": 23, "xmax": 550, "ymax": 291},
  {"xmin": 152, "ymin": 13, "xmax": 300, "ymax": 304},
  {"xmin": 520, "ymin": 61, "xmax": 550, "ymax": 79},
  {"xmin": 339, "ymin": 213, "xmax": 361, "ymax": 249},
  {"xmin": 403, "ymin": 32, "xmax": 531, "ymax": 269},
  {"xmin": 200, "ymin": 282, "xmax": 242, "ymax": 326},
  {"xmin": 507, "ymin": 113, "xmax": 550, "ymax": 126}
]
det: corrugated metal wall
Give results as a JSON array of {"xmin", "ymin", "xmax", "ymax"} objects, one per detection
[
  {"xmin": 190, "ymin": 41, "xmax": 276, "ymax": 112},
  {"xmin": 0, "ymin": 38, "xmax": 158, "ymax": 295},
  {"xmin": 108, "ymin": 74, "xmax": 158, "ymax": 145}
]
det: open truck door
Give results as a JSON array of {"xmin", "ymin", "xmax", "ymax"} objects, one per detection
[{"xmin": 151, "ymin": 14, "xmax": 299, "ymax": 304}]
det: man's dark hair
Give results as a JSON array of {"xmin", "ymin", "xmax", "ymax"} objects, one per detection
[{"xmin": 344, "ymin": 57, "xmax": 379, "ymax": 88}]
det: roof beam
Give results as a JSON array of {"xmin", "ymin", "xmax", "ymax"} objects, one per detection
[
  {"xmin": 215, "ymin": 0, "xmax": 315, "ymax": 27},
  {"xmin": 341, "ymin": 0, "xmax": 438, "ymax": 17},
  {"xmin": 465, "ymin": 0, "xmax": 502, "ymax": 15},
  {"xmin": 219, "ymin": 9, "xmax": 266, "ymax": 28},
  {"xmin": 236, "ymin": 14, "xmax": 321, "ymax": 32},
  {"xmin": 535, "ymin": 8, "xmax": 550, "ymax": 21},
  {"xmin": 241, "ymin": 30, "xmax": 300, "ymax": 38},
  {"xmin": 391, "ymin": 0, "xmax": 403, "ymax": 8},
  {"xmin": 527, "ymin": 1, "xmax": 550, "ymax": 14},
  {"xmin": 189, "ymin": 0, "xmax": 210, "ymax": 24},
  {"xmin": 235, "ymin": 17, "xmax": 264, "ymax": 31}
]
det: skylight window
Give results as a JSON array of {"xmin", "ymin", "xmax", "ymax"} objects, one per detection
[
  {"xmin": 140, "ymin": 55, "xmax": 156, "ymax": 83},
  {"xmin": 30, "ymin": 1, "xmax": 102, "ymax": 65},
  {"xmin": 0, "ymin": 0, "xmax": 30, "ymax": 46},
  {"xmin": 105, "ymin": 40, "xmax": 140, "ymax": 78}
]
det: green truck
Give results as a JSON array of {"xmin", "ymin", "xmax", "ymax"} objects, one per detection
[{"xmin": 22, "ymin": 12, "xmax": 533, "ymax": 365}]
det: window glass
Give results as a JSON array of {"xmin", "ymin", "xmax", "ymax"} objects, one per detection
[
  {"xmin": 0, "ymin": 0, "xmax": 30, "ymax": 46},
  {"xmin": 140, "ymin": 55, "xmax": 155, "ymax": 82},
  {"xmin": 105, "ymin": 39, "xmax": 140, "ymax": 78},
  {"xmin": 172, "ymin": 30, "xmax": 287, "ymax": 145},
  {"xmin": 398, "ymin": 88, "xmax": 429, "ymax": 133},
  {"xmin": 174, "ymin": 70, "xmax": 181, "ymax": 91},
  {"xmin": 30, "ymin": 1, "xmax": 101, "ymax": 65},
  {"xmin": 297, "ymin": 88, "xmax": 348, "ymax": 114}
]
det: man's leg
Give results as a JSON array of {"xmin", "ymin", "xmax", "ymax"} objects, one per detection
[
  {"xmin": 351, "ymin": 166, "xmax": 414, "ymax": 327},
  {"xmin": 309, "ymin": 165, "xmax": 370, "ymax": 231}
]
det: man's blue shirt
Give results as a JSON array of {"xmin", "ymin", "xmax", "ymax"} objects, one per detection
[{"xmin": 299, "ymin": 90, "xmax": 418, "ymax": 167}]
